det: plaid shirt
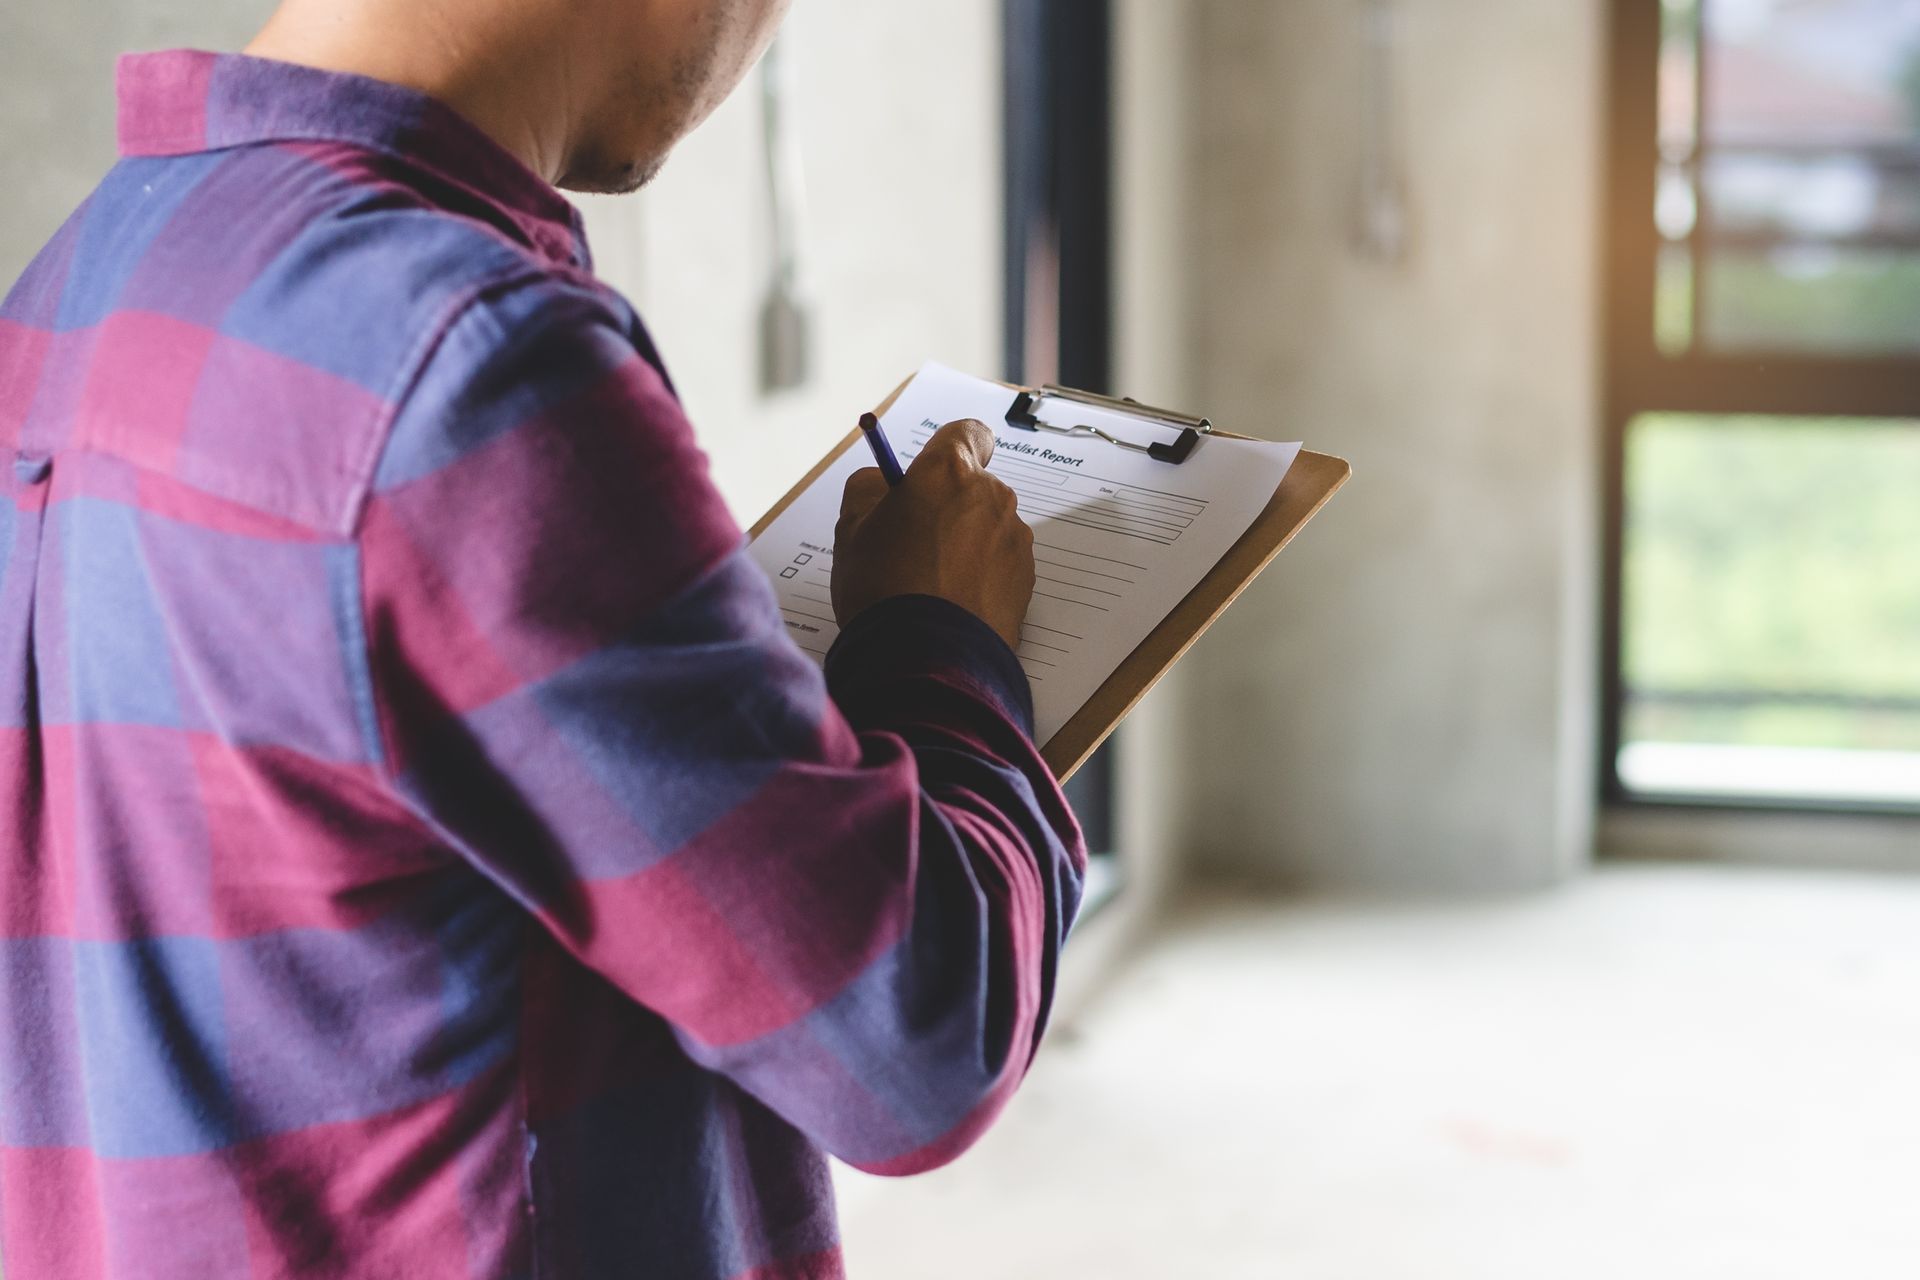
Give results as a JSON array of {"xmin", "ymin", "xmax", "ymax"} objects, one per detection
[{"xmin": 0, "ymin": 51, "xmax": 1083, "ymax": 1280}]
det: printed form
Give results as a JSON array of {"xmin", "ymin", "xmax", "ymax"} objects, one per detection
[{"xmin": 747, "ymin": 363, "xmax": 1302, "ymax": 747}]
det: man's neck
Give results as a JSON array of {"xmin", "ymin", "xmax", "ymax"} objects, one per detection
[{"xmin": 244, "ymin": 0, "xmax": 577, "ymax": 184}]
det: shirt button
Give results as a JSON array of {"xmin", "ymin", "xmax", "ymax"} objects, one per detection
[{"xmin": 13, "ymin": 453, "xmax": 51, "ymax": 486}]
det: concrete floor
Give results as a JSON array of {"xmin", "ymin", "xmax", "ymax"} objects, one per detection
[{"xmin": 835, "ymin": 865, "xmax": 1920, "ymax": 1278}]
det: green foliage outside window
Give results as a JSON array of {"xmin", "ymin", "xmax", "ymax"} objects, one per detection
[{"xmin": 1624, "ymin": 414, "xmax": 1920, "ymax": 752}]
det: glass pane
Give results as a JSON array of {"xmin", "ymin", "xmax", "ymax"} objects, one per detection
[
  {"xmin": 1703, "ymin": 246, "xmax": 1920, "ymax": 353},
  {"xmin": 1621, "ymin": 413, "xmax": 1920, "ymax": 805},
  {"xmin": 1702, "ymin": 152, "xmax": 1920, "ymax": 239},
  {"xmin": 1658, "ymin": 0, "xmax": 1699, "ymax": 159},
  {"xmin": 1701, "ymin": 0, "xmax": 1920, "ymax": 150},
  {"xmin": 1654, "ymin": 2, "xmax": 1702, "ymax": 352},
  {"xmin": 1655, "ymin": 243, "xmax": 1695, "ymax": 355},
  {"xmin": 1656, "ymin": 0, "xmax": 1920, "ymax": 355}
]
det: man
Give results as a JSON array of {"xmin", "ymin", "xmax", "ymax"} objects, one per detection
[{"xmin": 0, "ymin": 0, "xmax": 1084, "ymax": 1274}]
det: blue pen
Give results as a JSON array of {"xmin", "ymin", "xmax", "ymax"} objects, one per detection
[{"xmin": 859, "ymin": 412, "xmax": 908, "ymax": 487}]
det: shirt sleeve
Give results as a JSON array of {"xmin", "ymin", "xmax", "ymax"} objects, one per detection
[{"xmin": 354, "ymin": 272, "xmax": 1086, "ymax": 1175}]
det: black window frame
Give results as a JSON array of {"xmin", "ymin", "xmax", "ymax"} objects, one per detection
[
  {"xmin": 1004, "ymin": 0, "xmax": 1123, "ymax": 885},
  {"xmin": 1600, "ymin": 0, "xmax": 1920, "ymax": 817}
]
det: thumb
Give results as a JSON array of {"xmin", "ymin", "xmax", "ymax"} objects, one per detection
[{"xmin": 911, "ymin": 418, "xmax": 996, "ymax": 476}]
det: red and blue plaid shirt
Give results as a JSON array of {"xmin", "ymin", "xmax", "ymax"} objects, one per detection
[{"xmin": 0, "ymin": 51, "xmax": 1083, "ymax": 1280}]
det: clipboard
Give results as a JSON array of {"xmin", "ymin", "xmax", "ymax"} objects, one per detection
[{"xmin": 750, "ymin": 375, "xmax": 1351, "ymax": 781}]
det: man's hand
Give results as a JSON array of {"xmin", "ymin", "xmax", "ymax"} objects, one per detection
[{"xmin": 832, "ymin": 418, "xmax": 1035, "ymax": 651}]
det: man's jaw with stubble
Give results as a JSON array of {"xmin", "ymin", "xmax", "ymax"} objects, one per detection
[
  {"xmin": 553, "ymin": 53, "xmax": 701, "ymax": 194},
  {"xmin": 558, "ymin": 150, "xmax": 665, "ymax": 195},
  {"xmin": 557, "ymin": 0, "xmax": 762, "ymax": 196},
  {"xmin": 554, "ymin": 61, "xmax": 683, "ymax": 195}
]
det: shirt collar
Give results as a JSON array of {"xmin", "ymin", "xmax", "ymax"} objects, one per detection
[{"xmin": 116, "ymin": 50, "xmax": 587, "ymax": 267}]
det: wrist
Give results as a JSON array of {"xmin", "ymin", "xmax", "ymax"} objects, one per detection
[{"xmin": 825, "ymin": 594, "xmax": 1035, "ymax": 735}]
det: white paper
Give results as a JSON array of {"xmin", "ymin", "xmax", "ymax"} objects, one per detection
[{"xmin": 747, "ymin": 363, "xmax": 1302, "ymax": 747}]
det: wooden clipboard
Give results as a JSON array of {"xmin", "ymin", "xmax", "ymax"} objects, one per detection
[{"xmin": 749, "ymin": 376, "xmax": 1352, "ymax": 781}]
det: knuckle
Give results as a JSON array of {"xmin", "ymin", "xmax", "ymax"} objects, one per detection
[
  {"xmin": 939, "ymin": 418, "xmax": 993, "ymax": 459},
  {"xmin": 965, "ymin": 420, "xmax": 996, "ymax": 463}
]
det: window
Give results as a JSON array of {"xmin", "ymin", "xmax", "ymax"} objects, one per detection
[{"xmin": 1604, "ymin": 0, "xmax": 1920, "ymax": 811}]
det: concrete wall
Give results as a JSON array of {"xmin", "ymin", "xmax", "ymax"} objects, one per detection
[
  {"xmin": 581, "ymin": 0, "xmax": 1004, "ymax": 523},
  {"xmin": 1181, "ymin": 0, "xmax": 1604, "ymax": 892}
]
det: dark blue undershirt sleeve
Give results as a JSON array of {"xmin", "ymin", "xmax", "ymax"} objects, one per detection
[{"xmin": 824, "ymin": 594, "xmax": 1036, "ymax": 739}]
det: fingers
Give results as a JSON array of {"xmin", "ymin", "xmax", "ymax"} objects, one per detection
[
  {"xmin": 840, "ymin": 468, "xmax": 890, "ymax": 522},
  {"xmin": 910, "ymin": 418, "xmax": 996, "ymax": 478}
]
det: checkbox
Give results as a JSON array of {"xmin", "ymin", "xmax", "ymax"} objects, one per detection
[
  {"xmin": 780, "ymin": 567, "xmax": 799, "ymax": 579},
  {"xmin": 794, "ymin": 553, "xmax": 813, "ymax": 566}
]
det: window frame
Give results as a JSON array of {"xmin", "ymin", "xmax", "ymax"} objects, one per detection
[
  {"xmin": 1004, "ymin": 0, "xmax": 1125, "ymax": 892},
  {"xmin": 1600, "ymin": 0, "xmax": 1920, "ymax": 817}
]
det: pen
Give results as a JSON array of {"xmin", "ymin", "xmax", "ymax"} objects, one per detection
[{"xmin": 859, "ymin": 412, "xmax": 907, "ymax": 487}]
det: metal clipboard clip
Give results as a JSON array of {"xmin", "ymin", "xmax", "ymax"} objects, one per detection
[{"xmin": 1004, "ymin": 384, "xmax": 1215, "ymax": 465}]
